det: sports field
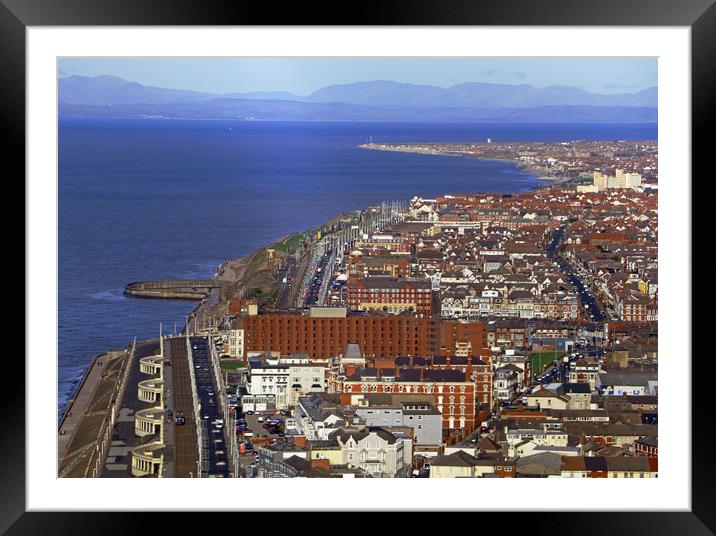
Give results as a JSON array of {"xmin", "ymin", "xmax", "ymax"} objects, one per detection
[{"xmin": 530, "ymin": 351, "xmax": 565, "ymax": 374}]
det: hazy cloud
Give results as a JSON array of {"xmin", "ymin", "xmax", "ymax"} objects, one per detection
[
  {"xmin": 512, "ymin": 71, "xmax": 527, "ymax": 80},
  {"xmin": 58, "ymin": 66, "xmax": 75, "ymax": 78},
  {"xmin": 603, "ymin": 83, "xmax": 643, "ymax": 89},
  {"xmin": 481, "ymin": 69, "xmax": 497, "ymax": 76}
]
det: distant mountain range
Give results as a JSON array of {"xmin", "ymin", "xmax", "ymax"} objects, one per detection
[{"xmin": 58, "ymin": 75, "xmax": 657, "ymax": 122}]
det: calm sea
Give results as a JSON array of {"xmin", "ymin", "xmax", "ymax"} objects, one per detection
[{"xmin": 58, "ymin": 119, "xmax": 657, "ymax": 410}]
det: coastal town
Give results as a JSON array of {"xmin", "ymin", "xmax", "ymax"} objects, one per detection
[
  {"xmin": 58, "ymin": 142, "xmax": 658, "ymax": 479},
  {"xmin": 361, "ymin": 139, "xmax": 658, "ymax": 186}
]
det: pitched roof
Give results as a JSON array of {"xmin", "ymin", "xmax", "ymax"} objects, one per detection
[{"xmin": 431, "ymin": 450, "xmax": 481, "ymax": 468}]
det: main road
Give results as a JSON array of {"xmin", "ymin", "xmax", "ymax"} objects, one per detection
[
  {"xmin": 546, "ymin": 227, "xmax": 606, "ymax": 322},
  {"xmin": 189, "ymin": 336, "xmax": 230, "ymax": 477}
]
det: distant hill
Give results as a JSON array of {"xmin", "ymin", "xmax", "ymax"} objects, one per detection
[
  {"xmin": 58, "ymin": 75, "xmax": 657, "ymax": 122},
  {"xmin": 305, "ymin": 80, "xmax": 657, "ymax": 109},
  {"xmin": 58, "ymin": 75, "xmax": 214, "ymax": 105},
  {"xmin": 222, "ymin": 90, "xmax": 305, "ymax": 102},
  {"xmin": 59, "ymin": 75, "xmax": 305, "ymax": 105}
]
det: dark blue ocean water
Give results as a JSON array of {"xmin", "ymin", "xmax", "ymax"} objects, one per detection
[{"xmin": 58, "ymin": 119, "xmax": 657, "ymax": 409}]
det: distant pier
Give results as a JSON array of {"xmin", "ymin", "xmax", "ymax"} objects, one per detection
[{"xmin": 124, "ymin": 279, "xmax": 231, "ymax": 300}]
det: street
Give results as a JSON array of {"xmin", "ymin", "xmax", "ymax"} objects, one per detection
[
  {"xmin": 190, "ymin": 336, "xmax": 230, "ymax": 477},
  {"xmin": 546, "ymin": 227, "xmax": 606, "ymax": 322}
]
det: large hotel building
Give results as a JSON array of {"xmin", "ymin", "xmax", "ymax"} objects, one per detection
[{"xmin": 232, "ymin": 307, "xmax": 487, "ymax": 361}]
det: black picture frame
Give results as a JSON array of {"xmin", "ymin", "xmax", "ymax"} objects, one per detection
[{"xmin": 6, "ymin": 0, "xmax": 709, "ymax": 532}]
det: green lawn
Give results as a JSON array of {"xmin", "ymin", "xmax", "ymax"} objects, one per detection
[
  {"xmin": 272, "ymin": 233, "xmax": 303, "ymax": 254},
  {"xmin": 220, "ymin": 360, "xmax": 244, "ymax": 371},
  {"xmin": 530, "ymin": 351, "xmax": 565, "ymax": 373},
  {"xmin": 244, "ymin": 250, "xmax": 267, "ymax": 280}
]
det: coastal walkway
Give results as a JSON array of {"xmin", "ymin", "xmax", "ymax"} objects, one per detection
[
  {"xmin": 58, "ymin": 353, "xmax": 110, "ymax": 461},
  {"xmin": 58, "ymin": 347, "xmax": 133, "ymax": 478}
]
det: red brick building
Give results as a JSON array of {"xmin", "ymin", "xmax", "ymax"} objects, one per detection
[
  {"xmin": 634, "ymin": 437, "xmax": 658, "ymax": 458},
  {"xmin": 347, "ymin": 276, "xmax": 434, "ymax": 316},
  {"xmin": 237, "ymin": 312, "xmax": 487, "ymax": 360},
  {"xmin": 619, "ymin": 292, "xmax": 658, "ymax": 322},
  {"xmin": 431, "ymin": 355, "xmax": 493, "ymax": 407},
  {"xmin": 348, "ymin": 255, "xmax": 411, "ymax": 278},
  {"xmin": 338, "ymin": 367, "xmax": 478, "ymax": 431}
]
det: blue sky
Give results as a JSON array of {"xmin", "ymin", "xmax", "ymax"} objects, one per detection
[{"xmin": 58, "ymin": 57, "xmax": 657, "ymax": 96}]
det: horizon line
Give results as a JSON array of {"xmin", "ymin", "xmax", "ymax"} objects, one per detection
[{"xmin": 58, "ymin": 72, "xmax": 658, "ymax": 99}]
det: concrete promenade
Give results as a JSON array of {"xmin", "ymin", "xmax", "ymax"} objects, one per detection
[
  {"xmin": 58, "ymin": 353, "xmax": 110, "ymax": 461},
  {"xmin": 58, "ymin": 347, "xmax": 132, "ymax": 477}
]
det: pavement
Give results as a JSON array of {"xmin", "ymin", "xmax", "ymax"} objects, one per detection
[
  {"xmin": 101, "ymin": 340, "xmax": 162, "ymax": 478},
  {"xmin": 169, "ymin": 336, "xmax": 199, "ymax": 478},
  {"xmin": 58, "ymin": 350, "xmax": 129, "ymax": 477},
  {"xmin": 58, "ymin": 352, "xmax": 114, "ymax": 462}
]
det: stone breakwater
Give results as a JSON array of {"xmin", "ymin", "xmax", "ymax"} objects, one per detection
[{"xmin": 124, "ymin": 279, "xmax": 231, "ymax": 300}]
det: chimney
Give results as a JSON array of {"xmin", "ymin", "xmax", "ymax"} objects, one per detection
[
  {"xmin": 292, "ymin": 435, "xmax": 307, "ymax": 449},
  {"xmin": 310, "ymin": 458, "xmax": 331, "ymax": 471}
]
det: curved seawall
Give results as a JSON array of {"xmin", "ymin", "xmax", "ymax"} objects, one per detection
[{"xmin": 124, "ymin": 279, "xmax": 231, "ymax": 300}]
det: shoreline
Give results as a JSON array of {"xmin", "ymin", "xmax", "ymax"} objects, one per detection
[
  {"xmin": 357, "ymin": 143, "xmax": 567, "ymax": 183},
  {"xmin": 184, "ymin": 231, "xmax": 303, "ymax": 331},
  {"xmin": 58, "ymin": 143, "xmax": 574, "ymax": 409},
  {"xmin": 60, "ymin": 231, "xmax": 306, "ymax": 412}
]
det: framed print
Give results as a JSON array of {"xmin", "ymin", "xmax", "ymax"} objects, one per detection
[{"xmin": 8, "ymin": 0, "xmax": 712, "ymax": 531}]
